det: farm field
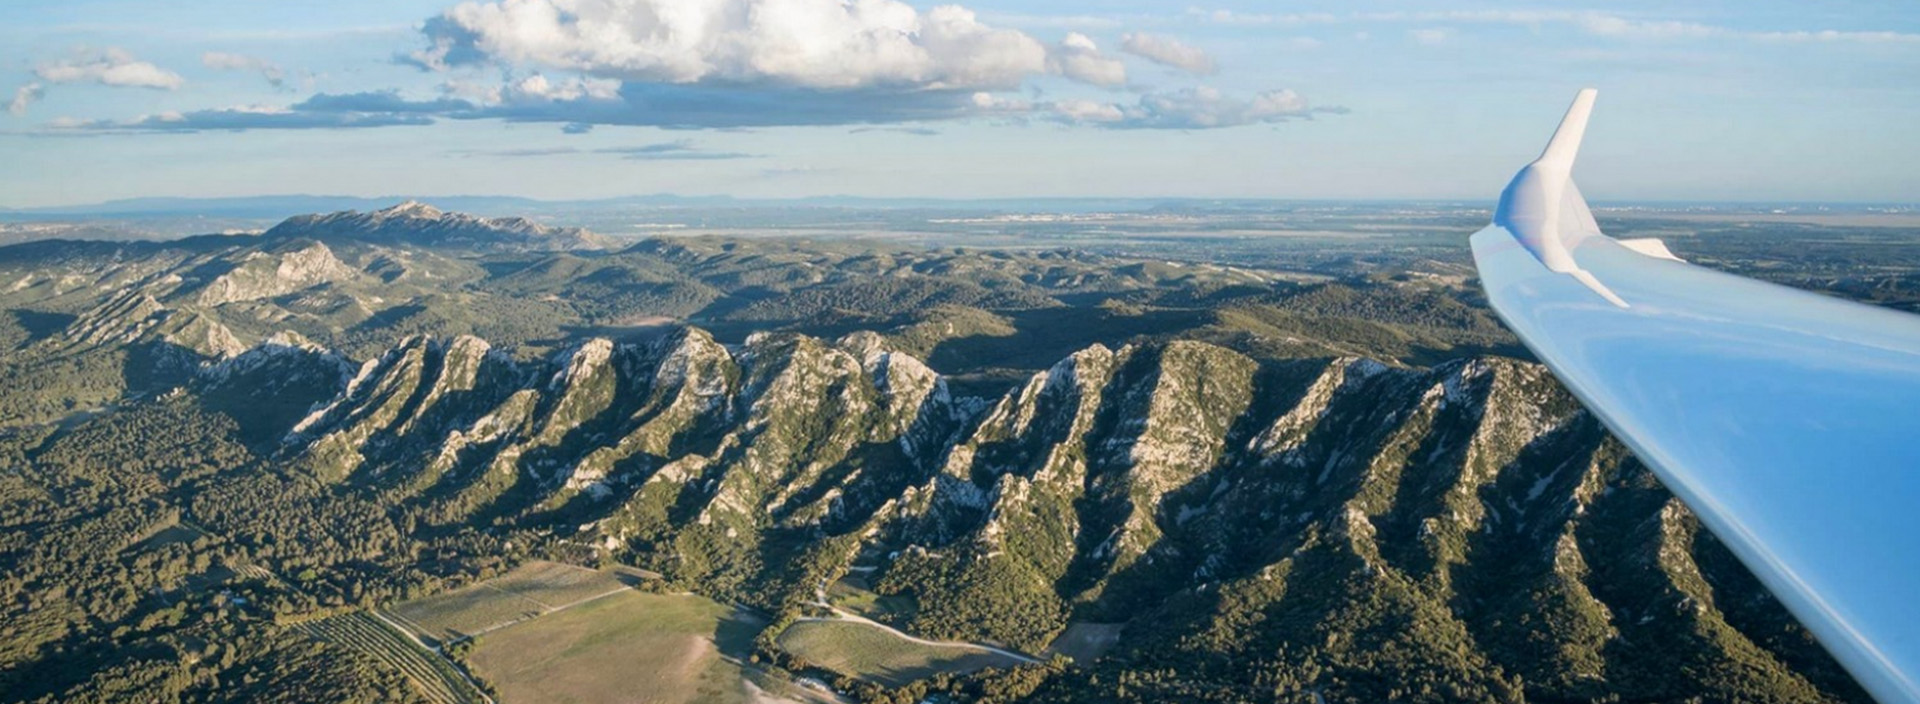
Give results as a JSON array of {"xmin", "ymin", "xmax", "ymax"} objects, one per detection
[
  {"xmin": 385, "ymin": 560, "xmax": 638, "ymax": 645},
  {"xmin": 295, "ymin": 611, "xmax": 486, "ymax": 704},
  {"xmin": 465, "ymin": 591, "xmax": 801, "ymax": 704},
  {"xmin": 776, "ymin": 620, "xmax": 1027, "ymax": 688}
]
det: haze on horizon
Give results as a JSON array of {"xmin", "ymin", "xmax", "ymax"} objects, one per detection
[{"xmin": 2, "ymin": 0, "xmax": 1917, "ymax": 209}]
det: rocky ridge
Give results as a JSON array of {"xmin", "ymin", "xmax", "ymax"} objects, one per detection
[{"xmin": 195, "ymin": 326, "xmax": 1862, "ymax": 704}]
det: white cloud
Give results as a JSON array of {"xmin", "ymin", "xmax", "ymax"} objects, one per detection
[
  {"xmin": 202, "ymin": 51, "xmax": 287, "ymax": 87},
  {"xmin": 1118, "ymin": 86, "xmax": 1315, "ymax": 128},
  {"xmin": 985, "ymin": 86, "xmax": 1341, "ymax": 130},
  {"xmin": 504, "ymin": 74, "xmax": 622, "ymax": 103},
  {"xmin": 36, "ymin": 48, "xmax": 184, "ymax": 89},
  {"xmin": 414, "ymin": 0, "xmax": 1089, "ymax": 91},
  {"xmin": 1187, "ymin": 9, "xmax": 1338, "ymax": 27},
  {"xmin": 1119, "ymin": 33, "xmax": 1217, "ymax": 75},
  {"xmin": 1408, "ymin": 28, "xmax": 1451, "ymax": 46},
  {"xmin": 1049, "ymin": 32, "xmax": 1128, "ymax": 87},
  {"xmin": 8, "ymin": 83, "xmax": 43, "ymax": 116},
  {"xmin": 1752, "ymin": 29, "xmax": 1920, "ymax": 44},
  {"xmin": 1051, "ymin": 98, "xmax": 1125, "ymax": 123}
]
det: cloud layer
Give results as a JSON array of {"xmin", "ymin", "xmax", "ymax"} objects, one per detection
[
  {"xmin": 1120, "ymin": 33, "xmax": 1217, "ymax": 75},
  {"xmin": 8, "ymin": 84, "xmax": 43, "ymax": 116},
  {"xmin": 410, "ymin": 0, "xmax": 1065, "ymax": 91},
  {"xmin": 25, "ymin": 2, "xmax": 1338, "ymax": 133},
  {"xmin": 36, "ymin": 48, "xmax": 184, "ymax": 90}
]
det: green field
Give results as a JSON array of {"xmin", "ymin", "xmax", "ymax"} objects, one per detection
[
  {"xmin": 823, "ymin": 577, "xmax": 915, "ymax": 623},
  {"xmin": 385, "ymin": 561, "xmax": 637, "ymax": 645},
  {"xmin": 466, "ymin": 591, "xmax": 778, "ymax": 704},
  {"xmin": 776, "ymin": 620, "xmax": 1027, "ymax": 688}
]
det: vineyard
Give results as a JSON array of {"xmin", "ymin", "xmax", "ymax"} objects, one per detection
[{"xmin": 295, "ymin": 611, "xmax": 489, "ymax": 704}]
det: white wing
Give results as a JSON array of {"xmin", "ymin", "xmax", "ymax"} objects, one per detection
[{"xmin": 1472, "ymin": 89, "xmax": 1920, "ymax": 704}]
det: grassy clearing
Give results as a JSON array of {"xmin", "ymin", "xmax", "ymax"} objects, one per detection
[
  {"xmin": 124, "ymin": 521, "xmax": 207, "ymax": 554},
  {"xmin": 466, "ymin": 591, "xmax": 768, "ymax": 704},
  {"xmin": 1044, "ymin": 622, "xmax": 1123, "ymax": 663},
  {"xmin": 777, "ymin": 620, "xmax": 1025, "ymax": 688},
  {"xmin": 824, "ymin": 577, "xmax": 915, "ymax": 623},
  {"xmin": 386, "ymin": 560, "xmax": 637, "ymax": 645},
  {"xmin": 296, "ymin": 611, "xmax": 485, "ymax": 704}
]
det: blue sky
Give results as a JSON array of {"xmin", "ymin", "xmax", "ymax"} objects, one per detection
[{"xmin": 2, "ymin": 0, "xmax": 1916, "ymax": 207}]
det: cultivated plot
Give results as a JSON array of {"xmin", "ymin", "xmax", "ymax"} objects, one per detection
[
  {"xmin": 385, "ymin": 560, "xmax": 636, "ymax": 645},
  {"xmin": 465, "ymin": 591, "xmax": 775, "ymax": 704}
]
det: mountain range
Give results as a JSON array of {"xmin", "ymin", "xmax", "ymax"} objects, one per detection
[{"xmin": 0, "ymin": 203, "xmax": 1866, "ymax": 704}]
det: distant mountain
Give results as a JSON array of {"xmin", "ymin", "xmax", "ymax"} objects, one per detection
[
  {"xmin": 263, "ymin": 201, "xmax": 615, "ymax": 252},
  {"xmin": 2, "ymin": 195, "xmax": 555, "ymax": 219}
]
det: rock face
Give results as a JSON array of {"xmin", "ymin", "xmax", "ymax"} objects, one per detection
[
  {"xmin": 192, "ymin": 240, "xmax": 361, "ymax": 306},
  {"xmin": 263, "ymin": 201, "xmax": 614, "ymax": 252},
  {"xmin": 225, "ymin": 327, "xmax": 1860, "ymax": 704}
]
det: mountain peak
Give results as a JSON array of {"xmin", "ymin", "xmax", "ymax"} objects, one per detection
[
  {"xmin": 263, "ymin": 202, "xmax": 613, "ymax": 252},
  {"xmin": 372, "ymin": 200, "xmax": 444, "ymax": 220}
]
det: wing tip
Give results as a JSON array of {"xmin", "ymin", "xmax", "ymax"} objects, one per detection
[{"xmin": 1538, "ymin": 88, "xmax": 1599, "ymax": 168}]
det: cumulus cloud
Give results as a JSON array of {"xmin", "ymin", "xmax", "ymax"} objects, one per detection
[
  {"xmin": 1048, "ymin": 33, "xmax": 1128, "ymax": 87},
  {"xmin": 36, "ymin": 48, "xmax": 184, "ymax": 89},
  {"xmin": 51, "ymin": 1, "xmax": 1337, "ymax": 133},
  {"xmin": 8, "ymin": 83, "xmax": 43, "ymax": 116},
  {"xmin": 1408, "ymin": 28, "xmax": 1451, "ymax": 46},
  {"xmin": 409, "ymin": 0, "xmax": 1061, "ymax": 91},
  {"xmin": 1119, "ymin": 33, "xmax": 1217, "ymax": 75},
  {"xmin": 1104, "ymin": 87, "xmax": 1333, "ymax": 129},
  {"xmin": 202, "ymin": 51, "xmax": 286, "ymax": 87}
]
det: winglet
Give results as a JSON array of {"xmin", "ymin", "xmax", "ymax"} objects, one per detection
[
  {"xmin": 1538, "ymin": 88, "xmax": 1598, "ymax": 169},
  {"xmin": 1492, "ymin": 89, "xmax": 1627, "ymax": 308}
]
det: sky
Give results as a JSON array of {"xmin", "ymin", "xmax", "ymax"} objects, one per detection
[{"xmin": 1, "ymin": 0, "xmax": 1917, "ymax": 208}]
